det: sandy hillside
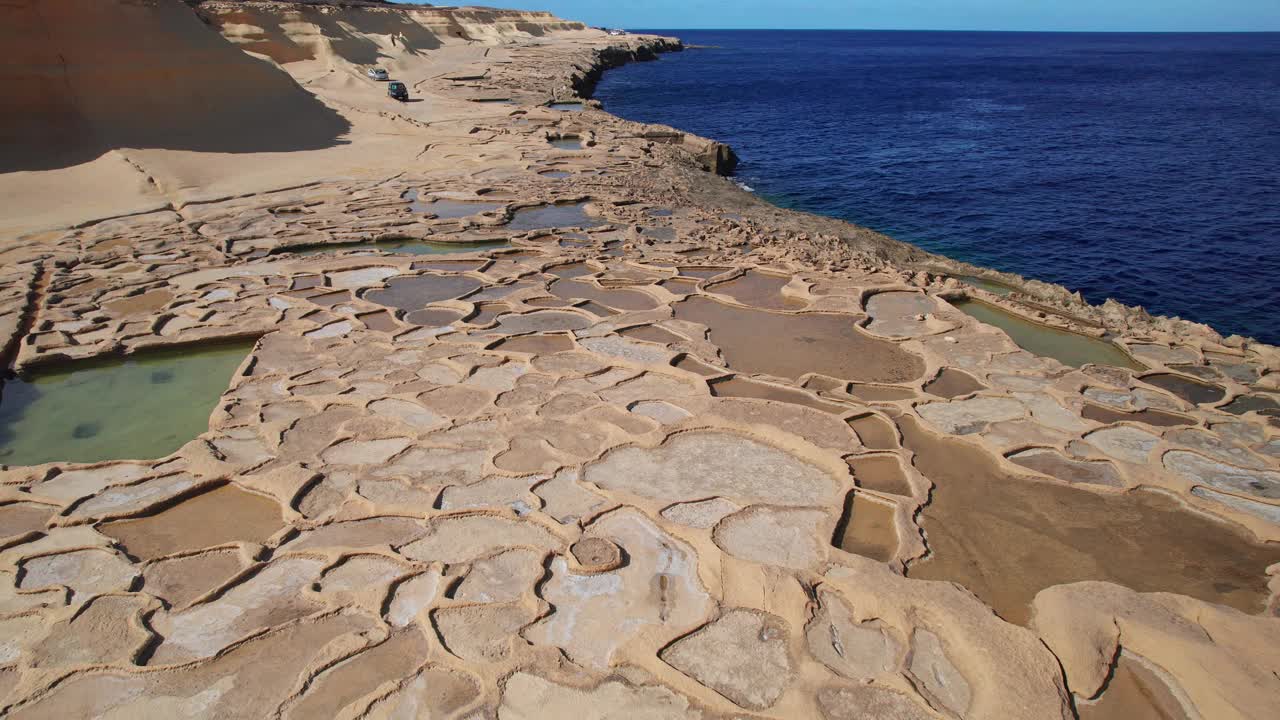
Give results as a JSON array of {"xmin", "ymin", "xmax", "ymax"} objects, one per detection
[
  {"xmin": 0, "ymin": 0, "xmax": 606, "ymax": 236},
  {"xmin": 0, "ymin": 0, "xmax": 351, "ymax": 172}
]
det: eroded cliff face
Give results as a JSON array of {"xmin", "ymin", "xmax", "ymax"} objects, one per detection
[
  {"xmin": 195, "ymin": 0, "xmax": 589, "ymax": 67},
  {"xmin": 192, "ymin": 1, "xmax": 743, "ymax": 176}
]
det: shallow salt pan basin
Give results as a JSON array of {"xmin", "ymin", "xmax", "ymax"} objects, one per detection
[
  {"xmin": 548, "ymin": 102, "xmax": 584, "ymax": 112},
  {"xmin": 1141, "ymin": 373, "xmax": 1225, "ymax": 405},
  {"xmin": 1221, "ymin": 393, "xmax": 1280, "ymax": 418},
  {"xmin": 0, "ymin": 343, "xmax": 252, "ymax": 466},
  {"xmin": 953, "ymin": 298, "xmax": 1143, "ymax": 370},
  {"xmin": 1076, "ymin": 652, "xmax": 1193, "ymax": 720},
  {"xmin": 405, "ymin": 190, "xmax": 504, "ymax": 219},
  {"xmin": 364, "ymin": 275, "xmax": 485, "ymax": 313},
  {"xmin": 102, "ymin": 483, "xmax": 284, "ymax": 561},
  {"xmin": 832, "ymin": 492, "xmax": 899, "ymax": 563},
  {"xmin": 507, "ymin": 202, "xmax": 607, "ymax": 232},
  {"xmin": 549, "ymin": 138, "xmax": 584, "ymax": 151},
  {"xmin": 287, "ymin": 238, "xmax": 510, "ymax": 257},
  {"xmin": 898, "ymin": 414, "xmax": 1280, "ymax": 626},
  {"xmin": 706, "ymin": 270, "xmax": 805, "ymax": 310},
  {"xmin": 709, "ymin": 376, "xmax": 846, "ymax": 414},
  {"xmin": 673, "ymin": 296, "xmax": 925, "ymax": 384}
]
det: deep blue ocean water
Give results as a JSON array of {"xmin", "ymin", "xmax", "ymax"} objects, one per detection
[{"xmin": 594, "ymin": 31, "xmax": 1280, "ymax": 344}]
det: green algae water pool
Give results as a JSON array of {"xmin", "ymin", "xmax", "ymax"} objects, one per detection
[
  {"xmin": 952, "ymin": 298, "xmax": 1143, "ymax": 370},
  {"xmin": 0, "ymin": 342, "xmax": 253, "ymax": 467},
  {"xmin": 956, "ymin": 275, "xmax": 1015, "ymax": 297}
]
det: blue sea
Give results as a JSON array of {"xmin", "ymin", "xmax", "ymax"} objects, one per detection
[{"xmin": 595, "ymin": 31, "xmax": 1280, "ymax": 344}]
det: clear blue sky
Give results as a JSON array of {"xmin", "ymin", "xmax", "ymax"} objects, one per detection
[{"xmin": 391, "ymin": 1, "xmax": 1280, "ymax": 31}]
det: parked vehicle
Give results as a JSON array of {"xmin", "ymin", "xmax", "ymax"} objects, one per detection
[
  {"xmin": 387, "ymin": 81, "xmax": 409, "ymax": 101},
  {"xmin": 366, "ymin": 67, "xmax": 389, "ymax": 81}
]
